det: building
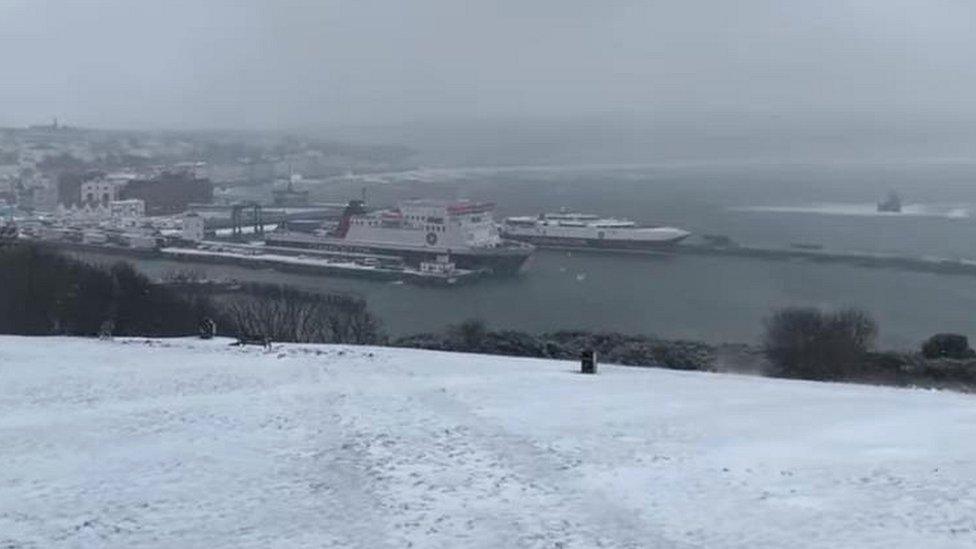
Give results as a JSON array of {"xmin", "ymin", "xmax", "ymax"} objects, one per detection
[
  {"xmin": 81, "ymin": 178, "xmax": 121, "ymax": 207},
  {"xmin": 119, "ymin": 171, "xmax": 214, "ymax": 215},
  {"xmin": 110, "ymin": 199, "xmax": 145, "ymax": 219},
  {"xmin": 182, "ymin": 212, "xmax": 205, "ymax": 242}
]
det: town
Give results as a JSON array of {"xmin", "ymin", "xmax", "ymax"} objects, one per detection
[{"xmin": 0, "ymin": 121, "xmax": 489, "ymax": 285}]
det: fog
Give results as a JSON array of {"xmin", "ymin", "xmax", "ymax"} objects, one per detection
[{"xmin": 2, "ymin": 0, "xmax": 975, "ymax": 162}]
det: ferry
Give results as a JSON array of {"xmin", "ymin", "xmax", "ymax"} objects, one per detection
[
  {"xmin": 265, "ymin": 199, "xmax": 533, "ymax": 274},
  {"xmin": 501, "ymin": 211, "xmax": 691, "ymax": 251}
]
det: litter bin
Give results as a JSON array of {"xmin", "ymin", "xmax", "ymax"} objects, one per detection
[{"xmin": 580, "ymin": 349, "xmax": 597, "ymax": 374}]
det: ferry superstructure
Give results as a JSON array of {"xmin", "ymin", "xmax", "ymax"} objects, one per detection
[{"xmin": 265, "ymin": 199, "xmax": 533, "ymax": 274}]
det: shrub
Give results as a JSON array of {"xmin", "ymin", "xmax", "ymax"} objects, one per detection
[
  {"xmin": 392, "ymin": 333, "xmax": 451, "ymax": 351},
  {"xmin": 223, "ymin": 285, "xmax": 382, "ymax": 345},
  {"xmin": 921, "ymin": 333, "xmax": 974, "ymax": 360},
  {"xmin": 447, "ymin": 319, "xmax": 489, "ymax": 352},
  {"xmin": 763, "ymin": 307, "xmax": 878, "ymax": 380},
  {"xmin": 645, "ymin": 341, "xmax": 713, "ymax": 371},
  {"xmin": 391, "ymin": 326, "xmax": 715, "ymax": 371},
  {"xmin": 482, "ymin": 330, "xmax": 546, "ymax": 357}
]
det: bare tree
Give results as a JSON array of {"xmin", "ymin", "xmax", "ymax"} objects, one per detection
[
  {"xmin": 763, "ymin": 307, "xmax": 877, "ymax": 380},
  {"xmin": 224, "ymin": 286, "xmax": 381, "ymax": 344}
]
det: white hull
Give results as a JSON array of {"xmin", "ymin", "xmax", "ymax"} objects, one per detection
[{"xmin": 502, "ymin": 212, "xmax": 690, "ymax": 251}]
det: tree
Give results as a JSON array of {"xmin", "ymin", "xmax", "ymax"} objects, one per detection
[
  {"xmin": 763, "ymin": 307, "xmax": 878, "ymax": 380},
  {"xmin": 921, "ymin": 334, "xmax": 974, "ymax": 360},
  {"xmin": 0, "ymin": 244, "xmax": 218, "ymax": 337},
  {"xmin": 223, "ymin": 285, "xmax": 381, "ymax": 344}
]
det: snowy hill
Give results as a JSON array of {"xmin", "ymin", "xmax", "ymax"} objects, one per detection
[{"xmin": 1, "ymin": 337, "xmax": 975, "ymax": 548}]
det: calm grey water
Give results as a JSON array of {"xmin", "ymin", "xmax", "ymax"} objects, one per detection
[{"xmin": 108, "ymin": 161, "xmax": 976, "ymax": 349}]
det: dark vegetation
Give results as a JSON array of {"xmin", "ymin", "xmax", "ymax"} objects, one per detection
[
  {"xmin": 219, "ymin": 284, "xmax": 380, "ymax": 345},
  {"xmin": 921, "ymin": 333, "xmax": 975, "ymax": 360},
  {"xmin": 762, "ymin": 307, "xmax": 878, "ymax": 381},
  {"xmin": 0, "ymin": 245, "xmax": 215, "ymax": 337},
  {"xmin": 0, "ymin": 244, "xmax": 381, "ymax": 344},
  {"xmin": 3, "ymin": 244, "xmax": 976, "ymax": 392},
  {"xmin": 394, "ymin": 312, "xmax": 976, "ymax": 391},
  {"xmin": 394, "ymin": 319, "xmax": 715, "ymax": 371},
  {"xmin": 761, "ymin": 306, "xmax": 976, "ymax": 391}
]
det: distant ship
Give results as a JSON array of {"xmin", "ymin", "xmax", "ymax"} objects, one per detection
[
  {"xmin": 877, "ymin": 192, "xmax": 902, "ymax": 213},
  {"xmin": 265, "ymin": 199, "xmax": 534, "ymax": 275},
  {"xmin": 501, "ymin": 211, "xmax": 691, "ymax": 251}
]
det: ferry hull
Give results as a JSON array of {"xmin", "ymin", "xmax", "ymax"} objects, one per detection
[
  {"xmin": 502, "ymin": 233, "xmax": 689, "ymax": 252},
  {"xmin": 264, "ymin": 233, "xmax": 532, "ymax": 275}
]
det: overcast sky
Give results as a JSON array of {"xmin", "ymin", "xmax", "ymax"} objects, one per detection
[{"xmin": 1, "ymin": 0, "xmax": 974, "ymax": 131}]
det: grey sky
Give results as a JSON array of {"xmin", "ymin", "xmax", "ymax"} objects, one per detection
[{"xmin": 1, "ymin": 0, "xmax": 974, "ymax": 130}]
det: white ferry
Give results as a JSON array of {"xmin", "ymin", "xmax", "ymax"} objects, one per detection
[
  {"xmin": 501, "ymin": 211, "xmax": 690, "ymax": 251},
  {"xmin": 265, "ymin": 199, "xmax": 534, "ymax": 274}
]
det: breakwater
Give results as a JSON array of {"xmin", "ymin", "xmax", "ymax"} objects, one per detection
[{"xmin": 677, "ymin": 244, "xmax": 976, "ymax": 277}]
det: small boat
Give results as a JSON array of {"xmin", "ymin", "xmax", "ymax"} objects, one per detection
[{"xmin": 877, "ymin": 192, "xmax": 902, "ymax": 213}]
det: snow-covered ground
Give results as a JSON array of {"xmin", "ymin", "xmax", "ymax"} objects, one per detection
[{"xmin": 1, "ymin": 337, "xmax": 975, "ymax": 548}]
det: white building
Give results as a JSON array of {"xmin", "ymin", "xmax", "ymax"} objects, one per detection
[
  {"xmin": 182, "ymin": 212, "xmax": 205, "ymax": 241},
  {"xmin": 81, "ymin": 179, "xmax": 122, "ymax": 207},
  {"xmin": 110, "ymin": 199, "xmax": 145, "ymax": 219}
]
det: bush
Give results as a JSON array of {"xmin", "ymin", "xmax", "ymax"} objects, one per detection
[
  {"xmin": 223, "ymin": 284, "xmax": 382, "ymax": 345},
  {"xmin": 763, "ymin": 307, "xmax": 878, "ymax": 380},
  {"xmin": 539, "ymin": 331, "xmax": 714, "ymax": 370},
  {"xmin": 447, "ymin": 319, "xmax": 489, "ymax": 352},
  {"xmin": 921, "ymin": 333, "xmax": 974, "ymax": 360},
  {"xmin": 916, "ymin": 358, "xmax": 976, "ymax": 385},
  {"xmin": 391, "ymin": 327, "xmax": 715, "ymax": 371},
  {"xmin": 0, "ymin": 245, "xmax": 219, "ymax": 336},
  {"xmin": 482, "ymin": 330, "xmax": 546, "ymax": 357},
  {"xmin": 392, "ymin": 333, "xmax": 452, "ymax": 351}
]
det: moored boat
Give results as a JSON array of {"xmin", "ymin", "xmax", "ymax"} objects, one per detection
[
  {"xmin": 265, "ymin": 199, "xmax": 533, "ymax": 275},
  {"xmin": 501, "ymin": 211, "xmax": 690, "ymax": 252}
]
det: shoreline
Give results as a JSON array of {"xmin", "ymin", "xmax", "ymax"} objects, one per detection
[{"xmin": 23, "ymin": 235, "xmax": 976, "ymax": 280}]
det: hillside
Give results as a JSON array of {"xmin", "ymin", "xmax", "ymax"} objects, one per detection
[{"xmin": 1, "ymin": 337, "xmax": 974, "ymax": 548}]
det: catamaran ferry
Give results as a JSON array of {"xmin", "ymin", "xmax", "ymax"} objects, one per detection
[
  {"xmin": 265, "ymin": 199, "xmax": 533, "ymax": 274},
  {"xmin": 501, "ymin": 211, "xmax": 691, "ymax": 251}
]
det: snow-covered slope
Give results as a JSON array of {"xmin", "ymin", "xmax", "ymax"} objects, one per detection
[{"xmin": 1, "ymin": 337, "xmax": 974, "ymax": 548}]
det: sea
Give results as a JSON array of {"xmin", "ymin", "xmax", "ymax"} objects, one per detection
[{"xmin": 93, "ymin": 160, "xmax": 976, "ymax": 350}]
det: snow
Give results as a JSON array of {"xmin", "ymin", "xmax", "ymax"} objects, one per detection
[
  {"xmin": 1, "ymin": 337, "xmax": 975, "ymax": 548},
  {"xmin": 160, "ymin": 247, "xmax": 384, "ymax": 271}
]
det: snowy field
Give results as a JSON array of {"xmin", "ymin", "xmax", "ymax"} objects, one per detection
[{"xmin": 1, "ymin": 337, "xmax": 975, "ymax": 548}]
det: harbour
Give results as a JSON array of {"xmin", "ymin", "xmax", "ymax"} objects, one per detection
[
  {"xmin": 23, "ymin": 239, "xmax": 484, "ymax": 286},
  {"xmin": 8, "ymin": 158, "xmax": 976, "ymax": 349}
]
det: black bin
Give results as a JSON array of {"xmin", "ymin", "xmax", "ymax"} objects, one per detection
[{"xmin": 580, "ymin": 349, "xmax": 597, "ymax": 374}]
